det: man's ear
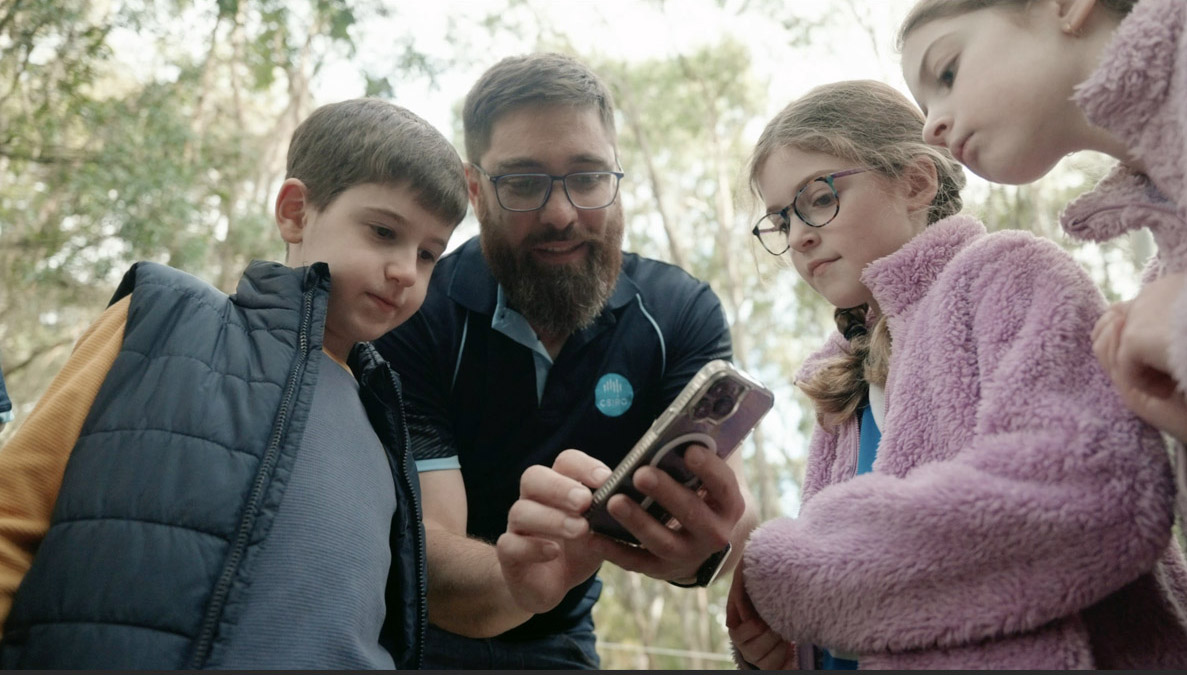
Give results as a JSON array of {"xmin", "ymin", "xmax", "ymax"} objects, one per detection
[
  {"xmin": 1052, "ymin": 0, "xmax": 1098, "ymax": 35},
  {"xmin": 902, "ymin": 155, "xmax": 940, "ymax": 212},
  {"xmin": 465, "ymin": 163, "xmax": 483, "ymax": 210},
  {"xmin": 275, "ymin": 178, "xmax": 310, "ymax": 246}
]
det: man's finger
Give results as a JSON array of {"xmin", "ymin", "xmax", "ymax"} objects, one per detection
[
  {"xmin": 682, "ymin": 444, "xmax": 745, "ymax": 523},
  {"xmin": 519, "ymin": 464, "xmax": 593, "ymax": 513},
  {"xmin": 496, "ymin": 531, "xmax": 560, "ymax": 568},
  {"xmin": 602, "ymin": 490, "xmax": 691, "ymax": 560},
  {"xmin": 624, "ymin": 451, "xmax": 736, "ymax": 549},
  {"xmin": 553, "ymin": 448, "xmax": 613, "ymax": 488},
  {"xmin": 588, "ymin": 528, "xmax": 667, "ymax": 576},
  {"xmin": 507, "ymin": 497, "xmax": 590, "ymax": 539}
]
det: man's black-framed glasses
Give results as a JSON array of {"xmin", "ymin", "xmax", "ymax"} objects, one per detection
[
  {"xmin": 472, "ymin": 164, "xmax": 625, "ymax": 212},
  {"xmin": 751, "ymin": 168, "xmax": 868, "ymax": 256}
]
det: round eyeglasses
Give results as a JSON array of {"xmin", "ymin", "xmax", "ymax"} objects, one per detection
[
  {"xmin": 472, "ymin": 164, "xmax": 625, "ymax": 212},
  {"xmin": 751, "ymin": 168, "xmax": 867, "ymax": 256}
]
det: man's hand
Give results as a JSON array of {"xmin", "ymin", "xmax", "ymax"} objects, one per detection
[
  {"xmin": 588, "ymin": 443, "xmax": 747, "ymax": 583},
  {"xmin": 1093, "ymin": 273, "xmax": 1187, "ymax": 442},
  {"xmin": 496, "ymin": 450, "xmax": 612, "ymax": 614},
  {"xmin": 726, "ymin": 562, "xmax": 796, "ymax": 670}
]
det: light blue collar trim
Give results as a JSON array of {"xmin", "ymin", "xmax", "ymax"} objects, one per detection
[{"xmin": 492, "ymin": 285, "xmax": 554, "ymax": 404}]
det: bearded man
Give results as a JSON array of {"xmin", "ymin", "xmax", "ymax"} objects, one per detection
[{"xmin": 376, "ymin": 52, "xmax": 756, "ymax": 670}]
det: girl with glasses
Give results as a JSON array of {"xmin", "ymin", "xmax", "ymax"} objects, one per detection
[{"xmin": 726, "ymin": 80, "xmax": 1186, "ymax": 669}]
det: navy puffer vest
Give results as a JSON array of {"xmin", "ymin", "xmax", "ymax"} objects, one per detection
[{"xmin": 0, "ymin": 261, "xmax": 426, "ymax": 669}]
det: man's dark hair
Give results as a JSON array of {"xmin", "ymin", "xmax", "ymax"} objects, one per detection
[{"xmin": 462, "ymin": 52, "xmax": 617, "ymax": 164}]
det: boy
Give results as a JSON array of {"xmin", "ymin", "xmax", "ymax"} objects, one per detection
[{"xmin": 0, "ymin": 98, "xmax": 468, "ymax": 668}]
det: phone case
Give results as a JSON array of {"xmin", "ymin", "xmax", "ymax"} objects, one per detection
[{"xmin": 584, "ymin": 359, "xmax": 774, "ymax": 545}]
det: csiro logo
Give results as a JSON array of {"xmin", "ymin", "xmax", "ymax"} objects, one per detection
[{"xmin": 595, "ymin": 373, "xmax": 634, "ymax": 417}]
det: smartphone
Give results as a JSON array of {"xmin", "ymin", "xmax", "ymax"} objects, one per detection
[{"xmin": 584, "ymin": 359, "xmax": 774, "ymax": 546}]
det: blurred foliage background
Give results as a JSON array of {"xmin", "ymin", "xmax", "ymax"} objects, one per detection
[{"xmin": 0, "ymin": 0, "xmax": 1154, "ymax": 668}]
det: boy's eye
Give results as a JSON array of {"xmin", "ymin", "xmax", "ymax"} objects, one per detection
[
  {"xmin": 372, "ymin": 225, "xmax": 396, "ymax": 240},
  {"xmin": 418, "ymin": 249, "xmax": 439, "ymax": 263}
]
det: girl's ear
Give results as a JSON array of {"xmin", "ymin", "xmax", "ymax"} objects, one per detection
[
  {"xmin": 275, "ymin": 178, "xmax": 310, "ymax": 245},
  {"xmin": 902, "ymin": 156, "xmax": 939, "ymax": 213},
  {"xmin": 1054, "ymin": 0, "xmax": 1098, "ymax": 35}
]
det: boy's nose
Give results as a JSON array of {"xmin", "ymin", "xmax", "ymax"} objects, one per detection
[{"xmin": 386, "ymin": 250, "xmax": 417, "ymax": 287}]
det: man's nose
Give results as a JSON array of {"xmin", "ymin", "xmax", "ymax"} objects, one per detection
[{"xmin": 538, "ymin": 179, "xmax": 578, "ymax": 228}]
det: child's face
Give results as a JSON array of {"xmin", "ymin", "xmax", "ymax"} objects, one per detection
[
  {"xmin": 280, "ymin": 181, "xmax": 454, "ymax": 361},
  {"xmin": 900, "ymin": 5, "xmax": 1099, "ymax": 184},
  {"xmin": 756, "ymin": 147, "xmax": 927, "ymax": 311}
]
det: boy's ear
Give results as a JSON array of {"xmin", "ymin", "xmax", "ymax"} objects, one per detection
[
  {"xmin": 902, "ymin": 156, "xmax": 940, "ymax": 212},
  {"xmin": 1053, "ymin": 0, "xmax": 1097, "ymax": 35},
  {"xmin": 275, "ymin": 178, "xmax": 310, "ymax": 245},
  {"xmin": 464, "ymin": 163, "xmax": 483, "ymax": 209}
]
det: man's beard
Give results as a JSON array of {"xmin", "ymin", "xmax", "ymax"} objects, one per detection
[{"xmin": 478, "ymin": 193, "xmax": 623, "ymax": 339}]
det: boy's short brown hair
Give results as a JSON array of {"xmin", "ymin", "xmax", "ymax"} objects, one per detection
[
  {"xmin": 286, "ymin": 99, "xmax": 468, "ymax": 225},
  {"xmin": 462, "ymin": 53, "xmax": 617, "ymax": 164}
]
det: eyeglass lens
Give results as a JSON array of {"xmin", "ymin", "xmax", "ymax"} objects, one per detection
[
  {"xmin": 496, "ymin": 172, "xmax": 620, "ymax": 211},
  {"xmin": 754, "ymin": 176, "xmax": 842, "ymax": 255}
]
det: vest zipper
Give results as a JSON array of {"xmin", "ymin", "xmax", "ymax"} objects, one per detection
[
  {"xmin": 390, "ymin": 380, "xmax": 428, "ymax": 669},
  {"xmin": 187, "ymin": 285, "xmax": 316, "ymax": 668}
]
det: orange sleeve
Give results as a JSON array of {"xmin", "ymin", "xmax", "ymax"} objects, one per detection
[{"xmin": 0, "ymin": 295, "xmax": 129, "ymax": 633}]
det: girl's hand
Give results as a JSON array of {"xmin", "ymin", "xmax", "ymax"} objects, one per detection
[
  {"xmin": 1092, "ymin": 273, "xmax": 1187, "ymax": 442},
  {"xmin": 726, "ymin": 562, "xmax": 797, "ymax": 670}
]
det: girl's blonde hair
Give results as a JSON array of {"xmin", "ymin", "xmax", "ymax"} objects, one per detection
[
  {"xmin": 747, "ymin": 80, "xmax": 966, "ymax": 426},
  {"xmin": 897, "ymin": 0, "xmax": 1137, "ymax": 49}
]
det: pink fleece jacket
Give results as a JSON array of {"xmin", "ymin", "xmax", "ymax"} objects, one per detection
[
  {"xmin": 743, "ymin": 216, "xmax": 1187, "ymax": 669},
  {"xmin": 1063, "ymin": 0, "xmax": 1187, "ymax": 541}
]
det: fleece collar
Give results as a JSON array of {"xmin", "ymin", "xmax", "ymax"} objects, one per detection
[
  {"xmin": 794, "ymin": 216, "xmax": 985, "ymax": 384},
  {"xmin": 861, "ymin": 215, "xmax": 985, "ymax": 320}
]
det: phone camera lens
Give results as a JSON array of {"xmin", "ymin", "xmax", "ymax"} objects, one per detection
[
  {"xmin": 709, "ymin": 381, "xmax": 730, "ymax": 398},
  {"xmin": 692, "ymin": 398, "xmax": 713, "ymax": 420},
  {"xmin": 712, "ymin": 395, "xmax": 735, "ymax": 418}
]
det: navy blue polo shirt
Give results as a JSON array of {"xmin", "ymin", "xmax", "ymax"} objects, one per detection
[{"xmin": 375, "ymin": 236, "xmax": 732, "ymax": 640}]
